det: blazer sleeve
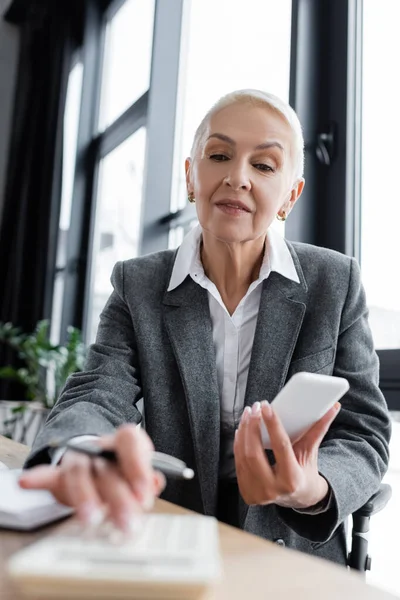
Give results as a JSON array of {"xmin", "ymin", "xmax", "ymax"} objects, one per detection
[
  {"xmin": 25, "ymin": 261, "xmax": 143, "ymax": 467},
  {"xmin": 277, "ymin": 257, "xmax": 391, "ymax": 543}
]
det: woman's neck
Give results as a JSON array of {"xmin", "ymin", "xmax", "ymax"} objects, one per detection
[{"xmin": 200, "ymin": 230, "xmax": 266, "ymax": 315}]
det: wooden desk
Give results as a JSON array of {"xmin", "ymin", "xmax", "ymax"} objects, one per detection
[{"xmin": 0, "ymin": 435, "xmax": 396, "ymax": 600}]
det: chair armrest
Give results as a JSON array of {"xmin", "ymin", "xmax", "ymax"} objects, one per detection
[{"xmin": 353, "ymin": 484, "xmax": 392, "ymax": 519}]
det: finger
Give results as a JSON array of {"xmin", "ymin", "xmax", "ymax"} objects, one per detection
[
  {"xmin": 97, "ymin": 434, "xmax": 115, "ymax": 449},
  {"xmin": 261, "ymin": 401, "xmax": 298, "ymax": 478},
  {"xmin": 234, "ymin": 406, "xmax": 251, "ymax": 464},
  {"xmin": 234, "ymin": 408, "xmax": 254, "ymax": 493},
  {"xmin": 297, "ymin": 402, "xmax": 341, "ymax": 450},
  {"xmin": 19, "ymin": 465, "xmax": 61, "ymax": 495},
  {"xmin": 153, "ymin": 471, "xmax": 166, "ymax": 496},
  {"xmin": 237, "ymin": 405, "xmax": 250, "ymax": 432},
  {"xmin": 244, "ymin": 404, "xmax": 268, "ymax": 459},
  {"xmin": 62, "ymin": 451, "xmax": 103, "ymax": 525},
  {"xmin": 234, "ymin": 408, "xmax": 252, "ymax": 482},
  {"xmin": 92, "ymin": 457, "xmax": 143, "ymax": 533},
  {"xmin": 114, "ymin": 425, "xmax": 155, "ymax": 509},
  {"xmin": 243, "ymin": 404, "xmax": 273, "ymax": 480}
]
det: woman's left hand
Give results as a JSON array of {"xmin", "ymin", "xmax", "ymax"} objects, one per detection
[{"xmin": 234, "ymin": 400, "xmax": 341, "ymax": 509}]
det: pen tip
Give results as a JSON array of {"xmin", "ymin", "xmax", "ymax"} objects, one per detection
[{"xmin": 183, "ymin": 468, "xmax": 195, "ymax": 480}]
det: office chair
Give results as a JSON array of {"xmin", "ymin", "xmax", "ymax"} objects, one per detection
[{"xmin": 348, "ymin": 483, "xmax": 392, "ymax": 573}]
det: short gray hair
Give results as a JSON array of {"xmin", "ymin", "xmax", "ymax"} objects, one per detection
[{"xmin": 190, "ymin": 89, "xmax": 304, "ymax": 181}]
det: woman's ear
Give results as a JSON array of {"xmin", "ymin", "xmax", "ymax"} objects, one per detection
[
  {"xmin": 284, "ymin": 178, "xmax": 305, "ymax": 215},
  {"xmin": 185, "ymin": 158, "xmax": 193, "ymax": 195},
  {"xmin": 294, "ymin": 178, "xmax": 305, "ymax": 200}
]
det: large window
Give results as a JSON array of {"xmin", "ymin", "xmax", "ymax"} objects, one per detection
[
  {"xmin": 361, "ymin": 0, "xmax": 400, "ymax": 351},
  {"xmin": 50, "ymin": 0, "xmax": 400, "ymax": 402},
  {"xmin": 82, "ymin": 0, "xmax": 155, "ymax": 343}
]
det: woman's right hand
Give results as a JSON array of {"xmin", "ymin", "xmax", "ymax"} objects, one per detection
[{"xmin": 18, "ymin": 425, "xmax": 166, "ymax": 533}]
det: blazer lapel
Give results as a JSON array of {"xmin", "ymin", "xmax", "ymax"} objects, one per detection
[
  {"xmin": 244, "ymin": 270, "xmax": 308, "ymax": 409},
  {"xmin": 162, "ymin": 277, "xmax": 220, "ymax": 516}
]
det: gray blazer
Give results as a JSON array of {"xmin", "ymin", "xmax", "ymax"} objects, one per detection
[{"xmin": 27, "ymin": 240, "xmax": 391, "ymax": 565}]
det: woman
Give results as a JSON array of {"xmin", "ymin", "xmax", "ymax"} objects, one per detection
[{"xmin": 20, "ymin": 90, "xmax": 391, "ymax": 565}]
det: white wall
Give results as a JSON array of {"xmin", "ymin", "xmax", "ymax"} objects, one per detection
[{"xmin": 0, "ymin": 18, "xmax": 20, "ymax": 229}]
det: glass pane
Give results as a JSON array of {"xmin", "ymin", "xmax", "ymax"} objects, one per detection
[
  {"xmin": 86, "ymin": 128, "xmax": 146, "ymax": 343},
  {"xmin": 361, "ymin": 0, "xmax": 400, "ymax": 350},
  {"xmin": 50, "ymin": 61, "xmax": 83, "ymax": 345},
  {"xmin": 170, "ymin": 0, "xmax": 292, "ymax": 246},
  {"xmin": 99, "ymin": 0, "xmax": 155, "ymax": 130}
]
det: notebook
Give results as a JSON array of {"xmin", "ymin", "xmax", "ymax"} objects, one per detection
[
  {"xmin": 8, "ymin": 514, "xmax": 222, "ymax": 599},
  {"xmin": 0, "ymin": 469, "xmax": 73, "ymax": 530}
]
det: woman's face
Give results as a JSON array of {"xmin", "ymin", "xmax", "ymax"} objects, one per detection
[{"xmin": 186, "ymin": 103, "xmax": 304, "ymax": 244}]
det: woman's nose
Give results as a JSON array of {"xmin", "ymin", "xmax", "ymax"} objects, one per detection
[{"xmin": 223, "ymin": 162, "xmax": 251, "ymax": 191}]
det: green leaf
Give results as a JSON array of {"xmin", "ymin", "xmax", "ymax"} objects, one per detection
[
  {"xmin": 0, "ymin": 366, "xmax": 20, "ymax": 379},
  {"xmin": 11, "ymin": 405, "xmax": 27, "ymax": 414},
  {"xmin": 0, "ymin": 319, "xmax": 86, "ymax": 407}
]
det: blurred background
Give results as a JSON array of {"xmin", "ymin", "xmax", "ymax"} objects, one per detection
[{"xmin": 0, "ymin": 0, "xmax": 399, "ymax": 593}]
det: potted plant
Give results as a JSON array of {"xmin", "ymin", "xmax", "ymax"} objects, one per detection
[{"xmin": 0, "ymin": 320, "xmax": 86, "ymax": 444}]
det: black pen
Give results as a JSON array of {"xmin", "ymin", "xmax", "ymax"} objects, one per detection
[{"xmin": 49, "ymin": 440, "xmax": 195, "ymax": 481}]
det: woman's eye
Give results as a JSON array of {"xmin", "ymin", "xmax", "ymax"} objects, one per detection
[
  {"xmin": 254, "ymin": 163, "xmax": 274, "ymax": 173},
  {"xmin": 209, "ymin": 154, "xmax": 229, "ymax": 162}
]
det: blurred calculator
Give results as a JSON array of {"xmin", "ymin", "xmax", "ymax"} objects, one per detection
[{"xmin": 8, "ymin": 514, "xmax": 222, "ymax": 599}]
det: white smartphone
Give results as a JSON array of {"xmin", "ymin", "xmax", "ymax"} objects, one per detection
[{"xmin": 260, "ymin": 372, "xmax": 349, "ymax": 449}]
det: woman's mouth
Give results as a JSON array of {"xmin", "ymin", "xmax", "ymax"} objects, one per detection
[{"xmin": 215, "ymin": 202, "xmax": 251, "ymax": 216}]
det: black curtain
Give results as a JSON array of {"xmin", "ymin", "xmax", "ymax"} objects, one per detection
[{"xmin": 0, "ymin": 0, "xmax": 84, "ymax": 399}]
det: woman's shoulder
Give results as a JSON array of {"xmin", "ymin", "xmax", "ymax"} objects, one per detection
[
  {"xmin": 288, "ymin": 240, "xmax": 353, "ymax": 271},
  {"xmin": 287, "ymin": 240, "xmax": 356, "ymax": 290},
  {"xmin": 111, "ymin": 249, "xmax": 177, "ymax": 296},
  {"xmin": 122, "ymin": 248, "xmax": 177, "ymax": 274},
  {"xmin": 289, "ymin": 240, "xmax": 351, "ymax": 265}
]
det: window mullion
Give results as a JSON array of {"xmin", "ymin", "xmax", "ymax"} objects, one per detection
[
  {"xmin": 59, "ymin": 0, "xmax": 104, "ymax": 340},
  {"xmin": 98, "ymin": 91, "xmax": 148, "ymax": 159},
  {"xmin": 139, "ymin": 0, "xmax": 188, "ymax": 256}
]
